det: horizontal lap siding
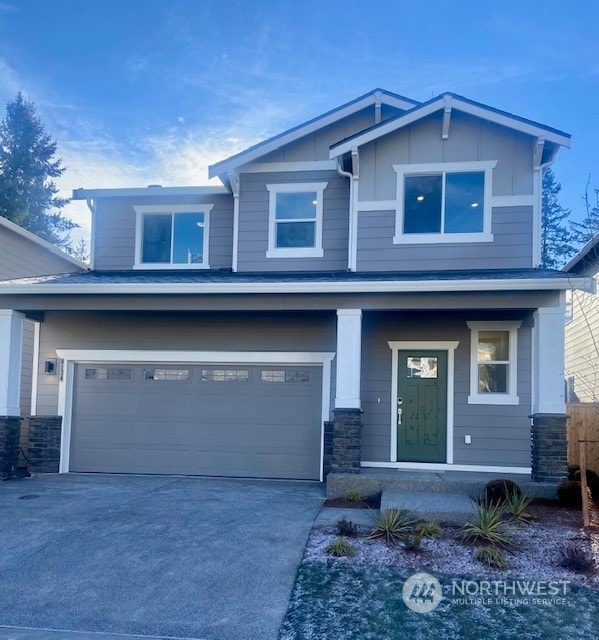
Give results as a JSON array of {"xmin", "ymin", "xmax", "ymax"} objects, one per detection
[
  {"xmin": 356, "ymin": 206, "xmax": 533, "ymax": 271},
  {"xmin": 36, "ymin": 310, "xmax": 336, "ymax": 415},
  {"xmin": 93, "ymin": 195, "xmax": 234, "ymax": 270},
  {"xmin": 361, "ymin": 312, "xmax": 532, "ymax": 468},
  {"xmin": 237, "ymin": 171, "xmax": 349, "ymax": 271}
]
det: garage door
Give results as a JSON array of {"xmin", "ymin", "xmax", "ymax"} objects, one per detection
[{"xmin": 70, "ymin": 363, "xmax": 323, "ymax": 480}]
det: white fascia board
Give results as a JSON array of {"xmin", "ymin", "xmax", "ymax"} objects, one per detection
[
  {"xmin": 0, "ymin": 276, "xmax": 591, "ymax": 296},
  {"xmin": 330, "ymin": 96, "xmax": 571, "ymax": 158},
  {"xmin": 208, "ymin": 93, "xmax": 417, "ymax": 179},
  {"xmin": 72, "ymin": 186, "xmax": 229, "ymax": 199},
  {"xmin": 0, "ymin": 216, "xmax": 87, "ymax": 270}
]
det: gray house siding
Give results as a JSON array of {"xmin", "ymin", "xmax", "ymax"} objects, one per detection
[
  {"xmin": 36, "ymin": 310, "xmax": 337, "ymax": 415},
  {"xmin": 237, "ymin": 170, "xmax": 349, "ymax": 272},
  {"xmin": 20, "ymin": 319, "xmax": 35, "ymax": 416},
  {"xmin": 358, "ymin": 111, "xmax": 534, "ymax": 201},
  {"xmin": 92, "ymin": 194, "xmax": 234, "ymax": 271},
  {"xmin": 0, "ymin": 225, "xmax": 82, "ymax": 279},
  {"xmin": 360, "ymin": 311, "xmax": 532, "ymax": 468},
  {"xmin": 356, "ymin": 206, "xmax": 533, "ymax": 271}
]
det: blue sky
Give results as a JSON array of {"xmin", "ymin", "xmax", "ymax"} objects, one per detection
[{"xmin": 0, "ymin": 0, "xmax": 597, "ymax": 245}]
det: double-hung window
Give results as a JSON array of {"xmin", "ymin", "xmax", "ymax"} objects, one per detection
[
  {"xmin": 266, "ymin": 182, "xmax": 327, "ymax": 258},
  {"xmin": 134, "ymin": 204, "xmax": 212, "ymax": 269},
  {"xmin": 393, "ymin": 161, "xmax": 496, "ymax": 244},
  {"xmin": 467, "ymin": 321, "xmax": 521, "ymax": 405}
]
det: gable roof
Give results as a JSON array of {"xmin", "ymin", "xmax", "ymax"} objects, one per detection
[
  {"xmin": 564, "ymin": 232, "xmax": 599, "ymax": 274},
  {"xmin": 208, "ymin": 89, "xmax": 419, "ymax": 180},
  {"xmin": 0, "ymin": 215, "xmax": 86, "ymax": 269},
  {"xmin": 329, "ymin": 92, "xmax": 571, "ymax": 157}
]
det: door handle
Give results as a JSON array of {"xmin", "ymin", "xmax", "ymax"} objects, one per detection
[{"xmin": 397, "ymin": 397, "xmax": 403, "ymax": 425}]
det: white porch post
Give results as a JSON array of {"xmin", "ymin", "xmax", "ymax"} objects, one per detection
[
  {"xmin": 532, "ymin": 299, "xmax": 566, "ymax": 414},
  {"xmin": 335, "ymin": 309, "xmax": 362, "ymax": 409},
  {"xmin": 0, "ymin": 310, "xmax": 24, "ymax": 416}
]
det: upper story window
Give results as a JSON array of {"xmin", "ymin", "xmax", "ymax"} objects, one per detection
[
  {"xmin": 467, "ymin": 321, "xmax": 521, "ymax": 405},
  {"xmin": 393, "ymin": 161, "xmax": 497, "ymax": 244},
  {"xmin": 134, "ymin": 204, "xmax": 212, "ymax": 269},
  {"xmin": 266, "ymin": 182, "xmax": 327, "ymax": 258}
]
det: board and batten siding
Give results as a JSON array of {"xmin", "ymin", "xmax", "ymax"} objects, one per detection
[
  {"xmin": 356, "ymin": 206, "xmax": 533, "ymax": 271},
  {"xmin": 0, "ymin": 225, "xmax": 82, "ymax": 279},
  {"xmin": 358, "ymin": 111, "xmax": 534, "ymax": 201},
  {"xmin": 35, "ymin": 310, "xmax": 337, "ymax": 416},
  {"xmin": 237, "ymin": 170, "xmax": 349, "ymax": 272},
  {"xmin": 360, "ymin": 311, "xmax": 533, "ymax": 468},
  {"xmin": 92, "ymin": 194, "xmax": 234, "ymax": 271}
]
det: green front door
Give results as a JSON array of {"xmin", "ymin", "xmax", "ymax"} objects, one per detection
[{"xmin": 397, "ymin": 350, "xmax": 447, "ymax": 463}]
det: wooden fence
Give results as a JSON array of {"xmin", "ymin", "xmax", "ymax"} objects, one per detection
[{"xmin": 567, "ymin": 403, "xmax": 599, "ymax": 475}]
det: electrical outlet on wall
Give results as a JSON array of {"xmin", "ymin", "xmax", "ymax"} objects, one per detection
[{"xmin": 465, "ymin": 435, "xmax": 472, "ymax": 445}]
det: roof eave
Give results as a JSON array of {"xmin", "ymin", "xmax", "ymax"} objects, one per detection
[{"xmin": 72, "ymin": 186, "xmax": 229, "ymax": 200}]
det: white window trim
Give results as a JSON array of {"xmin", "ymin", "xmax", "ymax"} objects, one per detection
[
  {"xmin": 265, "ymin": 182, "xmax": 327, "ymax": 258},
  {"xmin": 55, "ymin": 349, "xmax": 334, "ymax": 482},
  {"xmin": 134, "ymin": 204, "xmax": 213, "ymax": 270},
  {"xmin": 467, "ymin": 321, "xmax": 521, "ymax": 405},
  {"xmin": 388, "ymin": 340, "xmax": 459, "ymax": 465},
  {"xmin": 392, "ymin": 161, "xmax": 497, "ymax": 244}
]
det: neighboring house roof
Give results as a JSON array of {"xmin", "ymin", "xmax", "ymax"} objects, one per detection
[
  {"xmin": 0, "ymin": 268, "xmax": 588, "ymax": 295},
  {"xmin": 208, "ymin": 88, "xmax": 420, "ymax": 180},
  {"xmin": 0, "ymin": 215, "xmax": 86, "ymax": 270},
  {"xmin": 564, "ymin": 232, "xmax": 599, "ymax": 274},
  {"xmin": 329, "ymin": 92, "xmax": 571, "ymax": 157}
]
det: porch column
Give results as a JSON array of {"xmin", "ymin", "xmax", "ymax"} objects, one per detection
[
  {"xmin": 325, "ymin": 309, "xmax": 363, "ymax": 477},
  {"xmin": 335, "ymin": 309, "xmax": 362, "ymax": 409},
  {"xmin": 530, "ymin": 300, "xmax": 568, "ymax": 482},
  {"xmin": 0, "ymin": 310, "xmax": 24, "ymax": 479}
]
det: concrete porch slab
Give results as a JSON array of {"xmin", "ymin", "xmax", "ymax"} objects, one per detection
[{"xmin": 381, "ymin": 490, "xmax": 477, "ymax": 526}]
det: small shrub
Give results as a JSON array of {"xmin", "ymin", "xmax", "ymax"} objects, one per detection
[
  {"xmin": 344, "ymin": 489, "xmax": 366, "ymax": 502},
  {"xmin": 590, "ymin": 476, "xmax": 599, "ymax": 503},
  {"xmin": 559, "ymin": 545, "xmax": 594, "ymax": 573},
  {"xmin": 557, "ymin": 480, "xmax": 583, "ymax": 508},
  {"xmin": 474, "ymin": 546, "xmax": 508, "ymax": 569},
  {"xmin": 460, "ymin": 501, "xmax": 514, "ymax": 548},
  {"xmin": 368, "ymin": 509, "xmax": 420, "ymax": 546},
  {"xmin": 571, "ymin": 468, "xmax": 599, "ymax": 485},
  {"xmin": 325, "ymin": 537, "xmax": 356, "ymax": 557},
  {"xmin": 504, "ymin": 488, "xmax": 534, "ymax": 522},
  {"xmin": 417, "ymin": 521, "xmax": 443, "ymax": 539},
  {"xmin": 485, "ymin": 478, "xmax": 521, "ymax": 505},
  {"xmin": 403, "ymin": 533, "xmax": 422, "ymax": 552},
  {"xmin": 336, "ymin": 517, "xmax": 358, "ymax": 537},
  {"xmin": 567, "ymin": 465, "xmax": 580, "ymax": 480}
]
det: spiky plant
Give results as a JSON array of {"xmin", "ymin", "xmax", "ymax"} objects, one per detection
[
  {"xmin": 559, "ymin": 545, "xmax": 594, "ymax": 573},
  {"xmin": 474, "ymin": 546, "xmax": 508, "ymax": 568},
  {"xmin": 459, "ymin": 501, "xmax": 514, "ymax": 548},
  {"xmin": 504, "ymin": 488, "xmax": 534, "ymax": 522},
  {"xmin": 336, "ymin": 516, "xmax": 358, "ymax": 537},
  {"xmin": 325, "ymin": 537, "xmax": 356, "ymax": 557},
  {"xmin": 344, "ymin": 489, "xmax": 366, "ymax": 502},
  {"xmin": 367, "ymin": 509, "xmax": 419, "ymax": 546},
  {"xmin": 417, "ymin": 521, "xmax": 443, "ymax": 539},
  {"xmin": 402, "ymin": 533, "xmax": 422, "ymax": 552}
]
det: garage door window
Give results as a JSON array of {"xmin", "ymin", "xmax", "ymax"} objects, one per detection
[
  {"xmin": 201, "ymin": 369, "xmax": 249, "ymax": 382},
  {"xmin": 143, "ymin": 368, "xmax": 191, "ymax": 381},
  {"xmin": 85, "ymin": 367, "xmax": 132, "ymax": 381},
  {"xmin": 260, "ymin": 369, "xmax": 311, "ymax": 383}
]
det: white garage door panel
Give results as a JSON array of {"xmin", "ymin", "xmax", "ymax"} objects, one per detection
[{"xmin": 70, "ymin": 363, "xmax": 323, "ymax": 479}]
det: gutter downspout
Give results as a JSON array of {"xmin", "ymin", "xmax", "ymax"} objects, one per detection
[{"xmin": 337, "ymin": 159, "xmax": 357, "ymax": 271}]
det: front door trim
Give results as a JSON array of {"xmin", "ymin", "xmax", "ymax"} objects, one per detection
[{"xmin": 388, "ymin": 341, "xmax": 459, "ymax": 464}]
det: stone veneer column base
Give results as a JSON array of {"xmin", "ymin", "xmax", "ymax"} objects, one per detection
[
  {"xmin": 530, "ymin": 413, "xmax": 568, "ymax": 483},
  {"xmin": 27, "ymin": 416, "xmax": 62, "ymax": 474},
  {"xmin": 323, "ymin": 408, "xmax": 362, "ymax": 478},
  {"xmin": 0, "ymin": 416, "xmax": 21, "ymax": 479}
]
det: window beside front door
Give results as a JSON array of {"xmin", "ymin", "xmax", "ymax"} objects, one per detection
[
  {"xmin": 134, "ymin": 204, "xmax": 212, "ymax": 269},
  {"xmin": 266, "ymin": 182, "xmax": 327, "ymax": 258},
  {"xmin": 467, "ymin": 321, "xmax": 521, "ymax": 405}
]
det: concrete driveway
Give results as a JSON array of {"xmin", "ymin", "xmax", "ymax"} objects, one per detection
[{"xmin": 0, "ymin": 474, "xmax": 324, "ymax": 640}]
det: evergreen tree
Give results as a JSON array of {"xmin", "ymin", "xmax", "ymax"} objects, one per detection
[
  {"xmin": 0, "ymin": 92, "xmax": 75, "ymax": 247},
  {"xmin": 570, "ymin": 177, "xmax": 599, "ymax": 247},
  {"xmin": 70, "ymin": 237, "xmax": 89, "ymax": 264},
  {"xmin": 541, "ymin": 167, "xmax": 575, "ymax": 269}
]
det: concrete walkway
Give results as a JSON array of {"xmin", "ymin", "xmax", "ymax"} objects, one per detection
[{"xmin": 0, "ymin": 474, "xmax": 324, "ymax": 640}]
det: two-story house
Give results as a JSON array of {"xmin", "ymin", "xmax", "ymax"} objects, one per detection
[{"xmin": 0, "ymin": 89, "xmax": 587, "ymax": 484}]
